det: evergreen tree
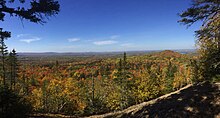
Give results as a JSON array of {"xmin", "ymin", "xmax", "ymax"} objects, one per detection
[
  {"xmin": 179, "ymin": 0, "xmax": 220, "ymax": 80},
  {"xmin": 112, "ymin": 52, "xmax": 133, "ymax": 110},
  {"xmin": 123, "ymin": 52, "xmax": 127, "ymax": 68},
  {"xmin": 0, "ymin": 0, "xmax": 60, "ymax": 24},
  {"xmin": 8, "ymin": 49, "xmax": 18, "ymax": 90},
  {"xmin": 0, "ymin": 28, "xmax": 10, "ymax": 88}
]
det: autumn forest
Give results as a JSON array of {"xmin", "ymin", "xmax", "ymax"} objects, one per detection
[
  {"xmin": 2, "ymin": 50, "xmax": 200, "ymax": 117},
  {"xmin": 0, "ymin": 0, "xmax": 220, "ymax": 117}
]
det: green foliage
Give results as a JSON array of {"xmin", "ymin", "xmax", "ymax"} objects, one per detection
[
  {"xmin": 84, "ymin": 96, "xmax": 108, "ymax": 115},
  {"xmin": 0, "ymin": 0, "xmax": 60, "ymax": 24},
  {"xmin": 178, "ymin": 0, "xmax": 219, "ymax": 26},
  {"xmin": 0, "ymin": 28, "xmax": 10, "ymax": 88},
  {"xmin": 179, "ymin": 0, "xmax": 220, "ymax": 81},
  {"xmin": 0, "ymin": 86, "xmax": 32, "ymax": 118},
  {"xmin": 8, "ymin": 49, "xmax": 19, "ymax": 89}
]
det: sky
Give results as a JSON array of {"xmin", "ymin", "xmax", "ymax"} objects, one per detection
[{"xmin": 1, "ymin": 0, "xmax": 200, "ymax": 52}]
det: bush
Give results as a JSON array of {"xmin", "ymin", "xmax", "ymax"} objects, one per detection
[{"xmin": 0, "ymin": 87, "xmax": 32, "ymax": 118}]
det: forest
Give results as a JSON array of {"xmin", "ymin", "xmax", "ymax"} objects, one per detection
[
  {"xmin": 1, "ymin": 50, "xmax": 200, "ymax": 117},
  {"xmin": 0, "ymin": 0, "xmax": 219, "ymax": 117}
]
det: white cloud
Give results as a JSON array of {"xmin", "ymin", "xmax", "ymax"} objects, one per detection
[
  {"xmin": 17, "ymin": 34, "xmax": 41, "ymax": 43},
  {"xmin": 121, "ymin": 43, "xmax": 135, "ymax": 47},
  {"xmin": 92, "ymin": 35, "xmax": 120, "ymax": 46},
  {"xmin": 17, "ymin": 34, "xmax": 30, "ymax": 38},
  {"xmin": 110, "ymin": 35, "xmax": 120, "ymax": 39},
  {"xmin": 93, "ymin": 40, "xmax": 118, "ymax": 45},
  {"xmin": 67, "ymin": 38, "xmax": 80, "ymax": 42},
  {"xmin": 20, "ymin": 37, "xmax": 41, "ymax": 43}
]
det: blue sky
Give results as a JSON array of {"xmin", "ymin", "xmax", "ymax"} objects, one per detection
[{"xmin": 1, "ymin": 0, "xmax": 199, "ymax": 52}]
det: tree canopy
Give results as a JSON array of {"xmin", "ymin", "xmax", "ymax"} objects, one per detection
[
  {"xmin": 179, "ymin": 0, "xmax": 219, "ymax": 25},
  {"xmin": 0, "ymin": 0, "xmax": 60, "ymax": 24},
  {"xmin": 179, "ymin": 0, "xmax": 220, "ymax": 80}
]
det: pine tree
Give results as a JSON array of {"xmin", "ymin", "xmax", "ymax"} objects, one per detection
[
  {"xmin": 112, "ymin": 52, "xmax": 133, "ymax": 110},
  {"xmin": 0, "ymin": 28, "xmax": 10, "ymax": 88},
  {"xmin": 8, "ymin": 49, "xmax": 18, "ymax": 90},
  {"xmin": 123, "ymin": 52, "xmax": 127, "ymax": 68},
  {"xmin": 0, "ymin": 0, "xmax": 60, "ymax": 24}
]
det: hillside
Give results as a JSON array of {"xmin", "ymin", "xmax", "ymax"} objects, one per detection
[
  {"xmin": 152, "ymin": 50, "xmax": 183, "ymax": 58},
  {"xmin": 88, "ymin": 82, "xmax": 220, "ymax": 118}
]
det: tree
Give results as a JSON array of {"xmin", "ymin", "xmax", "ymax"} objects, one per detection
[
  {"xmin": 0, "ymin": 0, "xmax": 60, "ymax": 39},
  {"xmin": 0, "ymin": 0, "xmax": 60, "ymax": 86},
  {"xmin": 0, "ymin": 0, "xmax": 60, "ymax": 24},
  {"xmin": 8, "ymin": 49, "xmax": 18, "ymax": 90},
  {"xmin": 0, "ymin": 86, "xmax": 32, "ymax": 118},
  {"xmin": 0, "ymin": 1, "xmax": 60, "ymax": 116},
  {"xmin": 179, "ymin": 0, "xmax": 220, "ymax": 80},
  {"xmin": 111, "ymin": 52, "xmax": 134, "ymax": 110},
  {"xmin": 0, "ymin": 28, "xmax": 10, "ymax": 88}
]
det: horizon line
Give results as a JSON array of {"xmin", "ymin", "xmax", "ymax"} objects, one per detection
[{"xmin": 17, "ymin": 48, "xmax": 196, "ymax": 53}]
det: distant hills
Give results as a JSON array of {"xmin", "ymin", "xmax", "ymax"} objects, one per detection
[
  {"xmin": 153, "ymin": 50, "xmax": 184, "ymax": 58},
  {"xmin": 18, "ymin": 49, "xmax": 196, "ymax": 57}
]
